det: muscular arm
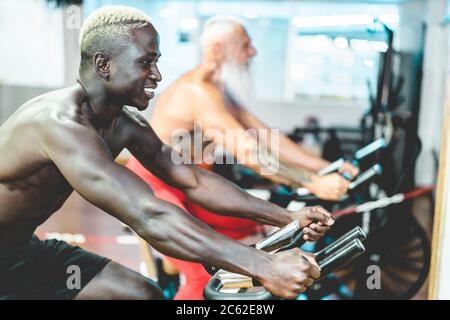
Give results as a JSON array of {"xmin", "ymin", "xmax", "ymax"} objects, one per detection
[
  {"xmin": 36, "ymin": 113, "xmax": 272, "ymax": 278},
  {"xmin": 238, "ymin": 109, "xmax": 329, "ymax": 172},
  {"xmin": 190, "ymin": 85, "xmax": 316, "ymax": 185},
  {"xmin": 237, "ymin": 109, "xmax": 353, "ymax": 197},
  {"xmin": 124, "ymin": 112, "xmax": 293, "ymax": 227}
]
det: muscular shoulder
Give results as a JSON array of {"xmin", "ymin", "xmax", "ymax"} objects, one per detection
[
  {"xmin": 178, "ymin": 79, "xmax": 225, "ymax": 115},
  {"xmin": 161, "ymin": 74, "xmax": 219, "ymax": 104},
  {"xmin": 10, "ymin": 101, "xmax": 100, "ymax": 165},
  {"xmin": 16, "ymin": 87, "xmax": 81, "ymax": 123},
  {"xmin": 32, "ymin": 102, "xmax": 91, "ymax": 137},
  {"xmin": 192, "ymin": 84, "xmax": 230, "ymax": 121}
]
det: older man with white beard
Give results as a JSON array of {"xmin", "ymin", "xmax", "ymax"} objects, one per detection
[{"xmin": 126, "ymin": 15, "xmax": 356, "ymax": 299}]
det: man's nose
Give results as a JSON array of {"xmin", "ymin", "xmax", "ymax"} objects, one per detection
[
  {"xmin": 150, "ymin": 68, "xmax": 162, "ymax": 82},
  {"xmin": 249, "ymin": 45, "xmax": 257, "ymax": 58}
]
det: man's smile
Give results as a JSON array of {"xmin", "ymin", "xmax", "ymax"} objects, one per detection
[{"xmin": 144, "ymin": 88, "xmax": 155, "ymax": 100}]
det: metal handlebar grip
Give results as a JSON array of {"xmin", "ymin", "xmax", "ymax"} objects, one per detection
[
  {"xmin": 315, "ymin": 226, "xmax": 366, "ymax": 262},
  {"xmin": 317, "ymin": 238, "xmax": 366, "ymax": 276},
  {"xmin": 204, "ymin": 228, "xmax": 366, "ymax": 300}
]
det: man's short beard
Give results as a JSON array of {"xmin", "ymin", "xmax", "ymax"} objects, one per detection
[{"xmin": 219, "ymin": 60, "xmax": 253, "ymax": 106}]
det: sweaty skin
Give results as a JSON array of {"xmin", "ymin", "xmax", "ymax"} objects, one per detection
[{"xmin": 0, "ymin": 24, "xmax": 331, "ymax": 299}]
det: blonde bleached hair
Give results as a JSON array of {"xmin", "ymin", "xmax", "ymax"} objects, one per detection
[
  {"xmin": 79, "ymin": 5, "xmax": 153, "ymax": 71},
  {"xmin": 200, "ymin": 15, "xmax": 246, "ymax": 47}
]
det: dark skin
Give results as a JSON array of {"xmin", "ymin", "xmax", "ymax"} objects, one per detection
[{"xmin": 0, "ymin": 24, "xmax": 333, "ymax": 299}]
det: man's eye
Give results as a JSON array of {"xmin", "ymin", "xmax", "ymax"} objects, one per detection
[{"xmin": 143, "ymin": 60, "xmax": 152, "ymax": 66}]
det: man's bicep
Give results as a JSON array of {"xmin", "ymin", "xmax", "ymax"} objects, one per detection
[
  {"xmin": 39, "ymin": 119, "xmax": 159, "ymax": 222},
  {"xmin": 39, "ymin": 120, "xmax": 113, "ymax": 185},
  {"xmin": 141, "ymin": 142, "xmax": 201, "ymax": 191},
  {"xmin": 123, "ymin": 119, "xmax": 200, "ymax": 191}
]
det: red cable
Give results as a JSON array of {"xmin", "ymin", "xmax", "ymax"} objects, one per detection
[{"xmin": 332, "ymin": 185, "xmax": 435, "ymax": 219}]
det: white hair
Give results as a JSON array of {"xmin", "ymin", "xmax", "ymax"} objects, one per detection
[
  {"xmin": 200, "ymin": 15, "xmax": 246, "ymax": 47},
  {"xmin": 80, "ymin": 5, "xmax": 152, "ymax": 47},
  {"xmin": 79, "ymin": 5, "xmax": 152, "ymax": 70}
]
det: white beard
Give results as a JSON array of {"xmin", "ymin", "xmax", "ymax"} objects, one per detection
[{"xmin": 219, "ymin": 61, "xmax": 253, "ymax": 106}]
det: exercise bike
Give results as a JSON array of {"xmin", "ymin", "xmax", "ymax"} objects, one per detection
[{"xmin": 203, "ymin": 221, "xmax": 367, "ymax": 300}]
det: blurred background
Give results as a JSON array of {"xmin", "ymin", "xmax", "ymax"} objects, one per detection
[
  {"xmin": 1, "ymin": 0, "xmax": 450, "ymax": 300},
  {"xmin": 1, "ymin": 0, "xmax": 445, "ymax": 185}
]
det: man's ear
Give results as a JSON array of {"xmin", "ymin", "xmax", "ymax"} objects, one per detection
[
  {"xmin": 93, "ymin": 52, "xmax": 111, "ymax": 79},
  {"xmin": 211, "ymin": 43, "xmax": 226, "ymax": 64}
]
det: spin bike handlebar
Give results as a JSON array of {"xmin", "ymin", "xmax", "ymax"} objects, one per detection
[
  {"xmin": 292, "ymin": 163, "xmax": 383, "ymax": 204},
  {"xmin": 203, "ymin": 222, "xmax": 366, "ymax": 300},
  {"xmin": 318, "ymin": 137, "xmax": 386, "ymax": 177}
]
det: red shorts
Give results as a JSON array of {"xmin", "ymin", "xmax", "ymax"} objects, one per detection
[{"xmin": 125, "ymin": 157, "xmax": 260, "ymax": 299}]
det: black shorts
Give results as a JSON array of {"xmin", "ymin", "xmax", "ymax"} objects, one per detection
[{"xmin": 0, "ymin": 235, "xmax": 110, "ymax": 300}]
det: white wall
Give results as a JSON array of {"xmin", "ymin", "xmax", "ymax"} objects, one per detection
[
  {"xmin": 414, "ymin": 0, "xmax": 449, "ymax": 186},
  {"xmin": 247, "ymin": 99, "xmax": 364, "ymax": 132},
  {"xmin": 0, "ymin": 84, "xmax": 55, "ymax": 124},
  {"xmin": 0, "ymin": 0, "xmax": 65, "ymax": 88},
  {"xmin": 434, "ymin": 1, "xmax": 450, "ymax": 296},
  {"xmin": 62, "ymin": 4, "xmax": 82, "ymax": 85}
]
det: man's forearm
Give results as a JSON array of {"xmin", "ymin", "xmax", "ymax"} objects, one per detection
[
  {"xmin": 276, "ymin": 160, "xmax": 314, "ymax": 184},
  {"xmin": 134, "ymin": 200, "xmax": 272, "ymax": 277},
  {"xmin": 183, "ymin": 167, "xmax": 293, "ymax": 227},
  {"xmin": 88, "ymin": 162, "xmax": 272, "ymax": 278},
  {"xmin": 278, "ymin": 133, "xmax": 330, "ymax": 172},
  {"xmin": 251, "ymin": 144, "xmax": 315, "ymax": 186},
  {"xmin": 238, "ymin": 140, "xmax": 315, "ymax": 186}
]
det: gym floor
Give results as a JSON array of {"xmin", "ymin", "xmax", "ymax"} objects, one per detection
[{"xmin": 35, "ymin": 190, "xmax": 434, "ymax": 300}]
